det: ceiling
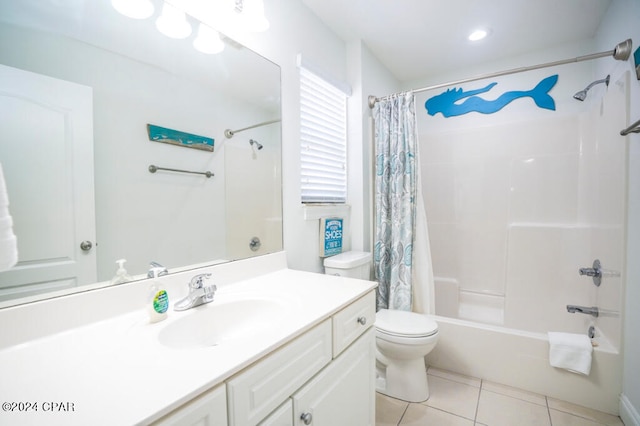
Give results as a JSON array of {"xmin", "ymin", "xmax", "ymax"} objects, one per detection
[{"xmin": 301, "ymin": 0, "xmax": 613, "ymax": 83}]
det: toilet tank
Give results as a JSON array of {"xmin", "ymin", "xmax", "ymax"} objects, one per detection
[{"xmin": 323, "ymin": 251, "xmax": 371, "ymax": 279}]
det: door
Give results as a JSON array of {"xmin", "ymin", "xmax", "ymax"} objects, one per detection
[{"xmin": 0, "ymin": 64, "xmax": 96, "ymax": 301}]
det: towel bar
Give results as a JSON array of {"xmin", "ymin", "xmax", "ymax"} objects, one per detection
[{"xmin": 148, "ymin": 165, "xmax": 213, "ymax": 178}]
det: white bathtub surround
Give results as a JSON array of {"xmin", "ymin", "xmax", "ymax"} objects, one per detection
[
  {"xmin": 0, "ymin": 252, "xmax": 377, "ymax": 425},
  {"xmin": 426, "ymin": 315, "xmax": 622, "ymax": 415},
  {"xmin": 548, "ymin": 331, "xmax": 593, "ymax": 375},
  {"xmin": 419, "ymin": 70, "xmax": 628, "ymax": 353}
]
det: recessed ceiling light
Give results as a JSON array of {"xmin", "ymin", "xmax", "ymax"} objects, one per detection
[{"xmin": 468, "ymin": 29, "xmax": 488, "ymax": 41}]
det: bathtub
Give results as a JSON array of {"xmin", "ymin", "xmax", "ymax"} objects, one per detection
[{"xmin": 424, "ymin": 315, "xmax": 623, "ymax": 415}]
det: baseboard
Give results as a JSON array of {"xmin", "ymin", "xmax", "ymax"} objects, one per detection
[{"xmin": 621, "ymin": 394, "xmax": 640, "ymax": 426}]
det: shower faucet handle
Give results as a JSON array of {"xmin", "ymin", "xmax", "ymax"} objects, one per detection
[{"xmin": 579, "ymin": 259, "xmax": 602, "ymax": 286}]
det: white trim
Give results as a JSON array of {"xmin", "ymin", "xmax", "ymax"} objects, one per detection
[
  {"xmin": 621, "ymin": 394, "xmax": 640, "ymax": 426},
  {"xmin": 303, "ymin": 204, "xmax": 351, "ymax": 221},
  {"xmin": 296, "ymin": 54, "xmax": 352, "ymax": 96}
]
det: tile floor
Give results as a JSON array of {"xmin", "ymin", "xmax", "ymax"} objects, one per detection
[{"xmin": 376, "ymin": 367, "xmax": 625, "ymax": 426}]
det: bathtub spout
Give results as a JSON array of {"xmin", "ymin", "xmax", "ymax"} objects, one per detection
[{"xmin": 566, "ymin": 305, "xmax": 599, "ymax": 317}]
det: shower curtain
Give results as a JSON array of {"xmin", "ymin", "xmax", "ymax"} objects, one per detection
[{"xmin": 373, "ymin": 92, "xmax": 434, "ymax": 313}]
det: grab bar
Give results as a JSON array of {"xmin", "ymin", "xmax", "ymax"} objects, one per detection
[
  {"xmin": 148, "ymin": 165, "xmax": 213, "ymax": 178},
  {"xmin": 620, "ymin": 117, "xmax": 640, "ymax": 135}
]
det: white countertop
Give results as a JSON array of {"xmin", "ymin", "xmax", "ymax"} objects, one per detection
[{"xmin": 0, "ymin": 254, "xmax": 376, "ymax": 425}]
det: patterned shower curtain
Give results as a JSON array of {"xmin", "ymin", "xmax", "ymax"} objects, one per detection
[{"xmin": 373, "ymin": 92, "xmax": 417, "ymax": 311}]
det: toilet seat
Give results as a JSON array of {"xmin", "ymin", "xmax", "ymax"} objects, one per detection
[{"xmin": 375, "ymin": 309, "xmax": 438, "ymax": 338}]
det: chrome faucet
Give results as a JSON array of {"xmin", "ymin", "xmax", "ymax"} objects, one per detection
[
  {"xmin": 174, "ymin": 273, "xmax": 216, "ymax": 311},
  {"xmin": 148, "ymin": 261, "xmax": 168, "ymax": 278},
  {"xmin": 566, "ymin": 305, "xmax": 599, "ymax": 317}
]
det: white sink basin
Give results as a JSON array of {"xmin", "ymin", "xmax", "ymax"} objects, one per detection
[{"xmin": 158, "ymin": 297, "xmax": 287, "ymax": 349}]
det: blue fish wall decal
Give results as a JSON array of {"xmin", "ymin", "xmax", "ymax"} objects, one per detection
[{"xmin": 425, "ymin": 74, "xmax": 558, "ymax": 118}]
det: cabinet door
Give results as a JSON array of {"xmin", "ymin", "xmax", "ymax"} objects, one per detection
[
  {"xmin": 292, "ymin": 328, "xmax": 375, "ymax": 426},
  {"xmin": 153, "ymin": 384, "xmax": 227, "ymax": 426}
]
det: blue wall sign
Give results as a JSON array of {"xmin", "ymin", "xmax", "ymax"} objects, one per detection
[
  {"xmin": 321, "ymin": 217, "xmax": 343, "ymax": 257},
  {"xmin": 147, "ymin": 124, "xmax": 214, "ymax": 152},
  {"xmin": 425, "ymin": 74, "xmax": 558, "ymax": 118}
]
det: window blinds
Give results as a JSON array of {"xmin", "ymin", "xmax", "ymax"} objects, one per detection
[{"xmin": 299, "ymin": 66, "xmax": 347, "ymax": 203}]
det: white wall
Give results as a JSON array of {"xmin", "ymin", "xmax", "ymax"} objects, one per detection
[
  {"xmin": 346, "ymin": 40, "xmax": 401, "ymax": 256},
  {"xmin": 595, "ymin": 0, "xmax": 640, "ymax": 423}
]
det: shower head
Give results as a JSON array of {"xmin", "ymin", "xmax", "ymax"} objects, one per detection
[
  {"xmin": 249, "ymin": 139, "xmax": 263, "ymax": 150},
  {"xmin": 573, "ymin": 74, "xmax": 610, "ymax": 101}
]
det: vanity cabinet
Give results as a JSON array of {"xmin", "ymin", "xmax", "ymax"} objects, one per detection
[{"xmin": 154, "ymin": 290, "xmax": 375, "ymax": 426}]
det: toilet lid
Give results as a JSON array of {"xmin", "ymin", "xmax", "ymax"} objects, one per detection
[{"xmin": 376, "ymin": 309, "xmax": 438, "ymax": 337}]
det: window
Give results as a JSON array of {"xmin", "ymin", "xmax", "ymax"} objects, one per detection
[{"xmin": 299, "ymin": 61, "xmax": 348, "ymax": 203}]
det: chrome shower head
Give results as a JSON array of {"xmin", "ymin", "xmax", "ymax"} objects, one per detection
[
  {"xmin": 573, "ymin": 75, "xmax": 610, "ymax": 101},
  {"xmin": 249, "ymin": 139, "xmax": 263, "ymax": 150}
]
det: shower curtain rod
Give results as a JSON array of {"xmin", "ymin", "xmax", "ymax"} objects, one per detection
[
  {"xmin": 224, "ymin": 119, "xmax": 281, "ymax": 138},
  {"xmin": 368, "ymin": 39, "xmax": 633, "ymax": 109}
]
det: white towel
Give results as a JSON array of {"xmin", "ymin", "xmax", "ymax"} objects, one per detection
[
  {"xmin": 0, "ymin": 163, "xmax": 17, "ymax": 271},
  {"xmin": 548, "ymin": 332, "xmax": 593, "ymax": 375}
]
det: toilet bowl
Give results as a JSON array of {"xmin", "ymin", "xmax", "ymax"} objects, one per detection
[{"xmin": 375, "ymin": 309, "xmax": 439, "ymax": 402}]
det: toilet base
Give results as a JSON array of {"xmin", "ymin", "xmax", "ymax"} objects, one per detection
[{"xmin": 376, "ymin": 357, "xmax": 429, "ymax": 403}]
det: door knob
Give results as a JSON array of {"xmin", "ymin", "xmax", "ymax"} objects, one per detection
[
  {"xmin": 80, "ymin": 241, "xmax": 93, "ymax": 251},
  {"xmin": 300, "ymin": 412, "xmax": 312, "ymax": 425}
]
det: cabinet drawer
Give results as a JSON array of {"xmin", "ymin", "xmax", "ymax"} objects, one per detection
[
  {"xmin": 227, "ymin": 319, "xmax": 332, "ymax": 426},
  {"xmin": 332, "ymin": 291, "xmax": 375, "ymax": 357}
]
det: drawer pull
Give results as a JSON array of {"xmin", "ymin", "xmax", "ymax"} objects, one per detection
[
  {"xmin": 300, "ymin": 412, "xmax": 313, "ymax": 425},
  {"xmin": 357, "ymin": 316, "xmax": 367, "ymax": 325}
]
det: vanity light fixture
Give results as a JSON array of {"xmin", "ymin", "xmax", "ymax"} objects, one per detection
[
  {"xmin": 234, "ymin": 0, "xmax": 270, "ymax": 32},
  {"xmin": 111, "ymin": 0, "xmax": 154, "ymax": 19},
  {"xmin": 156, "ymin": 2, "xmax": 192, "ymax": 39},
  {"xmin": 193, "ymin": 24, "xmax": 225, "ymax": 54},
  {"xmin": 468, "ymin": 29, "xmax": 488, "ymax": 41}
]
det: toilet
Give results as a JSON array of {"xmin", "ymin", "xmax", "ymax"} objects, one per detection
[
  {"xmin": 323, "ymin": 251, "xmax": 439, "ymax": 403},
  {"xmin": 375, "ymin": 309, "xmax": 438, "ymax": 402}
]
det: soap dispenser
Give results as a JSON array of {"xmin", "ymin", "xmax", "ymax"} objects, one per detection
[
  {"xmin": 147, "ymin": 267, "xmax": 169, "ymax": 324},
  {"xmin": 110, "ymin": 259, "xmax": 133, "ymax": 285}
]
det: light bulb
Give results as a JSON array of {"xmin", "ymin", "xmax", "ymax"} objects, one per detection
[
  {"xmin": 193, "ymin": 24, "xmax": 225, "ymax": 54},
  {"xmin": 156, "ymin": 2, "xmax": 192, "ymax": 39}
]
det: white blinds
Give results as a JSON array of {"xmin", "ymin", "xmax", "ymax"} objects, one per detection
[{"xmin": 300, "ymin": 66, "xmax": 347, "ymax": 203}]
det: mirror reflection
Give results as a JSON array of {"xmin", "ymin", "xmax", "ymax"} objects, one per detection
[{"xmin": 0, "ymin": 0, "xmax": 282, "ymax": 306}]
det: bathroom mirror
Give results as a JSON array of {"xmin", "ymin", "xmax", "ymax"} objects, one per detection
[{"xmin": 0, "ymin": 0, "xmax": 282, "ymax": 306}]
